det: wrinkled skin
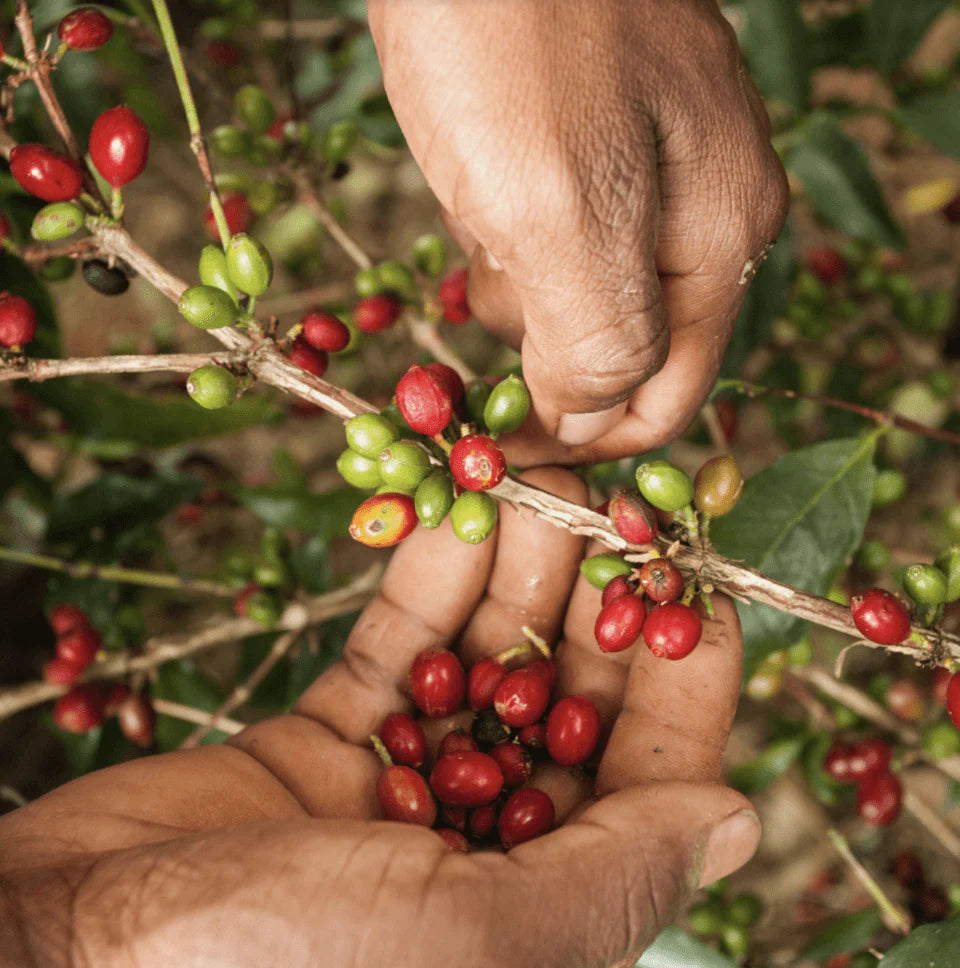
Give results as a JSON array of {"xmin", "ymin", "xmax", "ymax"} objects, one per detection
[
  {"xmin": 0, "ymin": 469, "xmax": 757, "ymax": 967},
  {"xmin": 368, "ymin": 0, "xmax": 788, "ymax": 462}
]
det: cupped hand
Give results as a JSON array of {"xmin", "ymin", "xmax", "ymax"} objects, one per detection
[
  {"xmin": 368, "ymin": 0, "xmax": 788, "ymax": 464},
  {"xmin": 0, "ymin": 469, "xmax": 757, "ymax": 968}
]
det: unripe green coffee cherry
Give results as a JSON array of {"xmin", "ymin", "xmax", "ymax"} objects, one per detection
[
  {"xmin": 260, "ymin": 527, "xmax": 289, "ymax": 561},
  {"xmin": 235, "ymin": 84, "xmax": 275, "ymax": 135},
  {"xmin": 855, "ymin": 265, "xmax": 884, "ymax": 294},
  {"xmin": 720, "ymin": 923, "xmax": 749, "ymax": 961},
  {"xmin": 856, "ymin": 540, "xmax": 891, "ymax": 572},
  {"xmin": 726, "ymin": 893, "xmax": 763, "ymax": 928},
  {"xmin": 375, "ymin": 483, "xmax": 415, "ymax": 496},
  {"xmin": 254, "ymin": 557, "xmax": 290, "ymax": 588},
  {"xmin": 450, "ymin": 491, "xmax": 497, "ymax": 544},
  {"xmin": 323, "ymin": 120, "xmax": 358, "ymax": 165},
  {"xmin": 345, "ymin": 413, "xmax": 400, "ymax": 459},
  {"xmin": 354, "ymin": 267, "xmax": 383, "ymax": 298},
  {"xmin": 636, "ymin": 460, "xmax": 694, "ymax": 513},
  {"xmin": 376, "ymin": 260, "xmax": 416, "ymax": 295},
  {"xmin": 786, "ymin": 637, "xmax": 813, "ymax": 666},
  {"xmin": 795, "ymin": 271, "xmax": 828, "ymax": 306},
  {"xmin": 688, "ymin": 900, "xmax": 724, "ymax": 936},
  {"xmin": 484, "ymin": 375, "xmax": 531, "ymax": 435},
  {"xmin": 250, "ymin": 135, "xmax": 282, "ymax": 166},
  {"xmin": 579, "ymin": 553, "xmax": 632, "ymax": 590},
  {"xmin": 186, "ymin": 364, "xmax": 238, "ymax": 409},
  {"xmin": 248, "ymin": 180, "xmax": 282, "ymax": 216},
  {"xmin": 885, "ymin": 272, "xmax": 915, "ymax": 302},
  {"xmin": 210, "ymin": 124, "xmax": 252, "ymax": 158},
  {"xmin": 412, "ymin": 233, "xmax": 447, "ymax": 278},
  {"xmin": 223, "ymin": 547, "xmax": 255, "ymax": 584},
  {"xmin": 872, "ymin": 469, "xmax": 906, "ymax": 509},
  {"xmin": 178, "ymin": 285, "xmax": 237, "ymax": 329},
  {"xmin": 38, "ymin": 256, "xmax": 76, "ymax": 281},
  {"xmin": 215, "ymin": 172, "xmax": 251, "ymax": 194},
  {"xmin": 465, "ymin": 379, "xmax": 492, "ymax": 427},
  {"xmin": 927, "ymin": 368, "xmax": 956, "ymax": 400},
  {"xmin": 693, "ymin": 454, "xmax": 743, "ymax": 517},
  {"xmin": 245, "ymin": 590, "xmax": 283, "ymax": 628},
  {"xmin": 225, "ymin": 233, "xmax": 273, "ymax": 296},
  {"xmin": 378, "ymin": 441, "xmax": 431, "ymax": 491},
  {"xmin": 935, "ymin": 546, "xmax": 960, "ymax": 601},
  {"xmin": 902, "ymin": 563, "xmax": 948, "ymax": 607},
  {"xmin": 198, "ymin": 245, "xmax": 240, "ymax": 305},
  {"xmin": 921, "ymin": 721, "xmax": 960, "ymax": 760},
  {"xmin": 31, "ymin": 201, "xmax": 85, "ymax": 241},
  {"xmin": 337, "ymin": 448, "xmax": 381, "ymax": 489},
  {"xmin": 415, "ymin": 469, "xmax": 455, "ymax": 529},
  {"xmin": 745, "ymin": 660, "xmax": 784, "ymax": 701},
  {"xmin": 381, "ymin": 400, "xmax": 413, "ymax": 433}
]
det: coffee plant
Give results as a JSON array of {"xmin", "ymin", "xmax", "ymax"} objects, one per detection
[{"xmin": 5, "ymin": 0, "xmax": 960, "ymax": 964}]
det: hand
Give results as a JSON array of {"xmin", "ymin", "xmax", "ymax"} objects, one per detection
[
  {"xmin": 0, "ymin": 469, "xmax": 757, "ymax": 968},
  {"xmin": 368, "ymin": 0, "xmax": 788, "ymax": 464}
]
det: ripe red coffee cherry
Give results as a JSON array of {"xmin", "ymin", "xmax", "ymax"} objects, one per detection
[
  {"xmin": 49, "ymin": 602, "xmax": 89, "ymax": 636},
  {"xmin": 89, "ymin": 106, "xmax": 149, "ymax": 188},
  {"xmin": 823, "ymin": 743, "xmax": 854, "ymax": 782},
  {"xmin": 642, "ymin": 603, "xmax": 702, "ymax": 660},
  {"xmin": 498, "ymin": 788, "xmax": 555, "ymax": 848},
  {"xmin": 806, "ymin": 246, "xmax": 848, "ymax": 285},
  {"xmin": 301, "ymin": 311, "xmax": 350, "ymax": 352},
  {"xmin": 847, "ymin": 738, "xmax": 892, "ymax": 781},
  {"xmin": 10, "ymin": 144, "xmax": 83, "ymax": 202},
  {"xmin": 946, "ymin": 671, "xmax": 960, "ymax": 729},
  {"xmin": 206, "ymin": 39, "xmax": 242, "ymax": 68},
  {"xmin": 856, "ymin": 770, "xmax": 902, "ymax": 826},
  {"xmin": 932, "ymin": 666, "xmax": 951, "ymax": 707},
  {"xmin": 436, "ymin": 828, "xmax": 470, "ymax": 852},
  {"xmin": 410, "ymin": 648, "xmax": 466, "ymax": 718},
  {"xmin": 467, "ymin": 656, "xmax": 507, "ymax": 711},
  {"xmin": 440, "ymin": 805, "xmax": 467, "ymax": 832},
  {"xmin": 205, "ymin": 192, "xmax": 251, "ymax": 241},
  {"xmin": 117, "ymin": 693, "xmax": 156, "ymax": 747},
  {"xmin": 377, "ymin": 764, "xmax": 437, "ymax": 826},
  {"xmin": 449, "ymin": 434, "xmax": 506, "ymax": 491},
  {"xmin": 53, "ymin": 684, "xmax": 106, "ymax": 734},
  {"xmin": 43, "ymin": 657, "xmax": 83, "ymax": 686},
  {"xmin": 525, "ymin": 657, "xmax": 557, "ymax": 695},
  {"xmin": 890, "ymin": 849, "xmax": 924, "ymax": 889},
  {"xmin": 594, "ymin": 594, "xmax": 645, "ymax": 653},
  {"xmin": 349, "ymin": 492, "xmax": 418, "ymax": 548},
  {"xmin": 424, "ymin": 362, "xmax": 465, "ymax": 406},
  {"xmin": 287, "ymin": 335, "xmax": 329, "ymax": 377},
  {"xmin": 468, "ymin": 804, "xmax": 498, "ymax": 837},
  {"xmin": 851, "ymin": 588, "xmax": 911, "ymax": 645},
  {"xmin": 430, "ymin": 750, "xmax": 504, "ymax": 806},
  {"xmin": 0, "ymin": 292, "xmax": 38, "ymax": 348},
  {"xmin": 546, "ymin": 695, "xmax": 601, "ymax": 766},
  {"xmin": 519, "ymin": 723, "xmax": 547, "ymax": 748},
  {"xmin": 601, "ymin": 575, "xmax": 635, "ymax": 606},
  {"xmin": 439, "ymin": 728, "xmax": 479, "ymax": 757},
  {"xmin": 55, "ymin": 627, "xmax": 100, "ymax": 668},
  {"xmin": 885, "ymin": 678, "xmax": 925, "ymax": 722},
  {"xmin": 395, "ymin": 364, "xmax": 454, "ymax": 436},
  {"xmin": 607, "ymin": 490, "xmax": 658, "ymax": 544},
  {"xmin": 58, "ymin": 8, "xmax": 113, "ymax": 50},
  {"xmin": 494, "ymin": 668, "xmax": 551, "ymax": 727},
  {"xmin": 438, "ymin": 268, "xmax": 470, "ymax": 324},
  {"xmin": 379, "ymin": 712, "xmax": 427, "ymax": 768},
  {"xmin": 489, "ymin": 742, "xmax": 533, "ymax": 787},
  {"xmin": 104, "ymin": 683, "xmax": 132, "ymax": 716},
  {"xmin": 637, "ymin": 558, "xmax": 684, "ymax": 603},
  {"xmin": 354, "ymin": 293, "xmax": 403, "ymax": 333}
]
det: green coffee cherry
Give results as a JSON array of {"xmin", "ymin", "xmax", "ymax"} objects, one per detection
[
  {"xmin": 902, "ymin": 563, "xmax": 948, "ymax": 607},
  {"xmin": 857, "ymin": 540, "xmax": 891, "ymax": 572},
  {"xmin": 636, "ymin": 460, "xmax": 694, "ymax": 513},
  {"xmin": 924, "ymin": 290, "xmax": 952, "ymax": 333},
  {"xmin": 31, "ymin": 201, "xmax": 85, "ymax": 241},
  {"xmin": 926, "ymin": 368, "xmax": 956, "ymax": 400},
  {"xmin": 726, "ymin": 893, "xmax": 763, "ymax": 928},
  {"xmin": 235, "ymin": 84, "xmax": 275, "ymax": 134},
  {"xmin": 693, "ymin": 455, "xmax": 743, "ymax": 517},
  {"xmin": 378, "ymin": 441, "xmax": 431, "ymax": 491},
  {"xmin": 337, "ymin": 448, "xmax": 381, "ymax": 489},
  {"xmin": 415, "ymin": 469, "xmax": 455, "ymax": 529},
  {"xmin": 223, "ymin": 547, "xmax": 255, "ymax": 584},
  {"xmin": 885, "ymin": 272, "xmax": 916, "ymax": 302},
  {"xmin": 935, "ymin": 546, "xmax": 960, "ymax": 601},
  {"xmin": 248, "ymin": 180, "xmax": 282, "ymax": 216},
  {"xmin": 177, "ymin": 285, "xmax": 237, "ymax": 329},
  {"xmin": 745, "ymin": 660, "xmax": 784, "ymax": 701},
  {"xmin": 210, "ymin": 124, "xmax": 253, "ymax": 158},
  {"xmin": 260, "ymin": 527, "xmax": 289, "ymax": 561},
  {"xmin": 198, "ymin": 245, "xmax": 240, "ymax": 305},
  {"xmin": 254, "ymin": 558, "xmax": 290, "ymax": 588},
  {"xmin": 354, "ymin": 267, "xmax": 383, "ymax": 298},
  {"xmin": 246, "ymin": 590, "xmax": 283, "ymax": 628},
  {"xmin": 38, "ymin": 256, "xmax": 76, "ymax": 281},
  {"xmin": 375, "ymin": 483, "xmax": 415, "ymax": 496},
  {"xmin": 465, "ymin": 379, "xmax": 492, "ymax": 427},
  {"xmin": 840, "ymin": 239, "xmax": 869, "ymax": 268},
  {"xmin": 412, "ymin": 233, "xmax": 447, "ymax": 278},
  {"xmin": 787, "ymin": 637, "xmax": 813, "ymax": 666},
  {"xmin": 250, "ymin": 135, "xmax": 282, "ymax": 166},
  {"xmin": 872, "ymin": 469, "xmax": 906, "ymax": 509},
  {"xmin": 688, "ymin": 900, "xmax": 725, "ymax": 936},
  {"xmin": 833, "ymin": 701, "xmax": 862, "ymax": 729},
  {"xmin": 921, "ymin": 721, "xmax": 960, "ymax": 760},
  {"xmin": 450, "ymin": 491, "xmax": 497, "ymax": 544},
  {"xmin": 484, "ymin": 375, "xmax": 531, "ymax": 435},
  {"xmin": 855, "ymin": 265, "xmax": 884, "ymax": 294},
  {"xmin": 345, "ymin": 413, "xmax": 400, "ymax": 460},
  {"xmin": 225, "ymin": 233, "xmax": 273, "ymax": 296},
  {"xmin": 719, "ymin": 923, "xmax": 749, "ymax": 961},
  {"xmin": 215, "ymin": 172, "xmax": 251, "ymax": 194},
  {"xmin": 381, "ymin": 400, "xmax": 413, "ymax": 433},
  {"xmin": 323, "ymin": 120, "xmax": 358, "ymax": 165},
  {"xmin": 376, "ymin": 260, "xmax": 416, "ymax": 295},
  {"xmin": 795, "ymin": 271, "xmax": 828, "ymax": 306},
  {"xmin": 186, "ymin": 364, "xmax": 238, "ymax": 409},
  {"xmin": 579, "ymin": 553, "xmax": 632, "ymax": 590},
  {"xmin": 946, "ymin": 505, "xmax": 960, "ymax": 538}
]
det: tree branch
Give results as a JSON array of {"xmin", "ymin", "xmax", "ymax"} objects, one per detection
[
  {"xmin": 152, "ymin": 698, "xmax": 243, "ymax": 735},
  {"xmin": 0, "ymin": 352, "xmax": 245, "ymax": 385}
]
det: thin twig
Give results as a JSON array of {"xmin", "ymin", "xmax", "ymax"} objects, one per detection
[
  {"xmin": 700, "ymin": 401, "xmax": 729, "ymax": 453},
  {"xmin": 0, "ymin": 352, "xmax": 245, "ymax": 385},
  {"xmin": 255, "ymin": 17, "xmax": 348, "ymax": 41},
  {"xmin": 21, "ymin": 238, "xmax": 99, "ymax": 264},
  {"xmin": 152, "ymin": 698, "xmax": 243, "ymax": 735},
  {"xmin": 903, "ymin": 787, "xmax": 960, "ymax": 860}
]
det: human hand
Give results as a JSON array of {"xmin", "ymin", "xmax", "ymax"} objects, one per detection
[
  {"xmin": 368, "ymin": 0, "xmax": 788, "ymax": 464},
  {"xmin": 0, "ymin": 469, "xmax": 757, "ymax": 968}
]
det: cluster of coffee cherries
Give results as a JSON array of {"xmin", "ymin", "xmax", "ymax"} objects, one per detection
[
  {"xmin": 41, "ymin": 604, "xmax": 103, "ymax": 686},
  {"xmin": 823, "ymin": 736, "xmax": 903, "ymax": 826},
  {"xmin": 688, "ymin": 880, "xmax": 764, "ymax": 962},
  {"xmin": 343, "ymin": 365, "xmax": 531, "ymax": 548},
  {"xmin": 225, "ymin": 527, "xmax": 295, "ymax": 629},
  {"xmin": 582, "ymin": 455, "xmax": 744, "ymax": 658},
  {"xmin": 372, "ymin": 633, "xmax": 600, "ymax": 851}
]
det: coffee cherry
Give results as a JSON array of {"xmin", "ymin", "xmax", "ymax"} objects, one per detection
[
  {"xmin": 225, "ymin": 233, "xmax": 272, "ymax": 296},
  {"xmin": 379, "ymin": 441, "xmax": 432, "ymax": 491},
  {"xmin": 720, "ymin": 923, "xmax": 750, "ymax": 962},
  {"xmin": 117, "ymin": 693, "xmax": 156, "ymax": 747},
  {"xmin": 414, "ymin": 470, "xmax": 455, "ymax": 530},
  {"xmin": 43, "ymin": 657, "xmax": 83, "ymax": 685},
  {"xmin": 636, "ymin": 460, "xmax": 694, "ymax": 513},
  {"xmin": 472, "ymin": 707, "xmax": 513, "ymax": 746},
  {"xmin": 856, "ymin": 770, "xmax": 902, "ymax": 826},
  {"xmin": 337, "ymin": 448, "xmax": 381, "ymax": 489},
  {"xmin": 245, "ymin": 590, "xmax": 283, "ymax": 628},
  {"xmin": 396, "ymin": 364, "xmax": 454, "ymax": 436},
  {"xmin": 439, "ymin": 729, "xmax": 479, "ymax": 758},
  {"xmin": 449, "ymin": 491, "xmax": 497, "ymax": 544},
  {"xmin": 0, "ymin": 214, "xmax": 9, "ymax": 242},
  {"xmin": 486, "ymin": 743, "xmax": 531, "ymax": 790},
  {"xmin": 56, "ymin": 627, "xmax": 100, "ymax": 668},
  {"xmin": 82, "ymin": 258, "xmax": 131, "ymax": 296},
  {"xmin": 287, "ymin": 336, "xmax": 328, "ymax": 377},
  {"xmin": 9, "ymin": 145, "xmax": 83, "ymax": 202},
  {"xmin": 693, "ymin": 455, "xmax": 744, "ymax": 517},
  {"xmin": 601, "ymin": 575, "xmax": 635, "ymax": 606},
  {"xmin": 885, "ymin": 678, "xmax": 925, "ymax": 722},
  {"xmin": 526, "ymin": 657, "xmax": 558, "ymax": 694},
  {"xmin": 413, "ymin": 234, "xmax": 447, "ymax": 278},
  {"xmin": 355, "ymin": 268, "xmax": 383, "ymax": 298},
  {"xmin": 580, "ymin": 553, "xmax": 633, "ymax": 590},
  {"xmin": 913, "ymin": 886, "xmax": 950, "ymax": 925},
  {"xmin": 921, "ymin": 721, "xmax": 960, "ymax": 759},
  {"xmin": 379, "ymin": 712, "xmax": 427, "ymax": 768},
  {"xmin": 847, "ymin": 738, "xmax": 892, "ymax": 781},
  {"xmin": 823, "ymin": 743, "xmax": 854, "ymax": 782},
  {"xmin": 186, "ymin": 364, "xmax": 238, "ymax": 410},
  {"xmin": 714, "ymin": 398, "xmax": 739, "ymax": 442},
  {"xmin": 642, "ymin": 602, "xmax": 702, "ymax": 660},
  {"xmin": 851, "ymin": 588, "xmax": 911, "ymax": 644},
  {"xmin": 438, "ymin": 268, "xmax": 470, "ymax": 324},
  {"xmin": 235, "ymin": 84, "xmax": 275, "ymax": 135},
  {"xmin": 301, "ymin": 311, "xmax": 350, "ymax": 352},
  {"xmin": 49, "ymin": 603, "xmax": 89, "ymax": 636},
  {"xmin": 322, "ymin": 120, "xmax": 358, "ymax": 165},
  {"xmin": 467, "ymin": 657, "xmax": 507, "ymax": 712},
  {"xmin": 449, "ymin": 434, "xmax": 506, "ymax": 491},
  {"xmin": 198, "ymin": 245, "xmax": 240, "ymax": 304},
  {"xmin": 637, "ymin": 558, "xmax": 684, "ymax": 603},
  {"xmin": 410, "ymin": 648, "xmax": 466, "ymax": 718},
  {"xmin": 232, "ymin": 581, "xmax": 261, "ymax": 617},
  {"xmin": 253, "ymin": 557, "xmax": 290, "ymax": 589},
  {"xmin": 430, "ymin": 751, "xmax": 504, "ymax": 806},
  {"xmin": 349, "ymin": 492, "xmax": 418, "ymax": 548},
  {"xmin": 354, "ymin": 294, "xmax": 402, "ymax": 333},
  {"xmin": 377, "ymin": 764, "xmax": 437, "ymax": 826},
  {"xmin": 806, "ymin": 246, "xmax": 847, "ymax": 285},
  {"xmin": 89, "ymin": 106, "xmax": 149, "ymax": 188},
  {"xmin": 210, "ymin": 125, "xmax": 253, "ymax": 158},
  {"xmin": 344, "ymin": 416, "xmax": 398, "ymax": 462},
  {"xmin": 902, "ymin": 563, "xmax": 949, "ymax": 607},
  {"xmin": 376, "ymin": 260, "xmax": 416, "ymax": 296},
  {"xmin": 935, "ymin": 547, "xmax": 960, "ymax": 601},
  {"xmin": 518, "ymin": 723, "xmax": 547, "ymax": 748},
  {"xmin": 53, "ymin": 684, "xmax": 106, "ymax": 733},
  {"xmin": 464, "ymin": 379, "xmax": 491, "ymax": 426},
  {"xmin": 498, "ymin": 788, "xmax": 555, "ymax": 848},
  {"xmin": 932, "ymin": 666, "xmax": 951, "ymax": 707},
  {"xmin": 469, "ymin": 804, "xmax": 498, "ymax": 838},
  {"xmin": 0, "ymin": 292, "xmax": 38, "ymax": 348},
  {"xmin": 890, "ymin": 849, "xmax": 924, "ymax": 889},
  {"xmin": 594, "ymin": 595, "xmax": 645, "ymax": 653},
  {"xmin": 206, "ymin": 192, "xmax": 252, "ymax": 241},
  {"xmin": 437, "ymin": 828, "xmax": 470, "ymax": 852},
  {"xmin": 607, "ymin": 490, "xmax": 658, "ymax": 544},
  {"xmin": 31, "ymin": 201, "xmax": 85, "ymax": 241},
  {"xmin": 483, "ymin": 375, "xmax": 531, "ymax": 435},
  {"xmin": 493, "ymin": 668, "xmax": 550, "ymax": 727},
  {"xmin": 872, "ymin": 469, "xmax": 907, "ymax": 509},
  {"xmin": 546, "ymin": 695, "xmax": 601, "ymax": 766},
  {"xmin": 949, "ymin": 674, "xmax": 960, "ymax": 731},
  {"xmin": 178, "ymin": 285, "xmax": 236, "ymax": 329},
  {"xmin": 424, "ymin": 362, "xmax": 465, "ymax": 405},
  {"xmin": 440, "ymin": 804, "xmax": 467, "ymax": 832},
  {"xmin": 58, "ymin": 8, "xmax": 113, "ymax": 50}
]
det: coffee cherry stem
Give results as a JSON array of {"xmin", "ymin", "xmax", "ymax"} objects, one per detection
[
  {"xmin": 521, "ymin": 625, "xmax": 552, "ymax": 659},
  {"xmin": 699, "ymin": 590, "xmax": 716, "ymax": 617},
  {"xmin": 432, "ymin": 433, "xmax": 453, "ymax": 456},
  {"xmin": 110, "ymin": 186, "xmax": 123, "ymax": 221},
  {"xmin": 675, "ymin": 505, "xmax": 700, "ymax": 541},
  {"xmin": 1, "ymin": 53, "xmax": 29, "ymax": 72},
  {"xmin": 369, "ymin": 733, "xmax": 394, "ymax": 768},
  {"xmin": 680, "ymin": 583, "xmax": 697, "ymax": 608}
]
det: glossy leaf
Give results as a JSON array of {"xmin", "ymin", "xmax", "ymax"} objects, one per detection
[
  {"xmin": 864, "ymin": 0, "xmax": 951, "ymax": 75},
  {"xmin": 232, "ymin": 484, "xmax": 358, "ymax": 539},
  {"xmin": 638, "ymin": 928, "xmax": 738, "ymax": 968},
  {"xmin": 881, "ymin": 918, "xmax": 960, "ymax": 966},
  {"xmin": 897, "ymin": 91, "xmax": 960, "ymax": 160},
  {"xmin": 729, "ymin": 731, "xmax": 809, "ymax": 795},
  {"xmin": 741, "ymin": 0, "xmax": 809, "ymax": 111},
  {"xmin": 802, "ymin": 908, "xmax": 883, "ymax": 959}
]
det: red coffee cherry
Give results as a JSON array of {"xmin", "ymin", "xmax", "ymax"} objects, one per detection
[
  {"xmin": 601, "ymin": 575, "xmax": 635, "ymax": 606},
  {"xmin": 856, "ymin": 770, "xmax": 902, "ymax": 826},
  {"xmin": 430, "ymin": 750, "xmax": 504, "ymax": 806},
  {"xmin": 885, "ymin": 678, "xmax": 925, "ymax": 723},
  {"xmin": 637, "ymin": 558, "xmax": 684, "ymax": 603},
  {"xmin": 518, "ymin": 723, "xmax": 547, "ymax": 748},
  {"xmin": 425, "ymin": 362, "xmax": 465, "ymax": 406},
  {"xmin": 349, "ymin": 493, "xmax": 418, "ymax": 548},
  {"xmin": 851, "ymin": 588, "xmax": 911, "ymax": 645},
  {"xmin": 0, "ymin": 292, "xmax": 38, "ymax": 348},
  {"xmin": 468, "ymin": 656, "xmax": 508, "ymax": 711},
  {"xmin": 823, "ymin": 742, "xmax": 854, "ymax": 782},
  {"xmin": 9, "ymin": 145, "xmax": 83, "ymax": 202},
  {"xmin": 525, "ymin": 657, "xmax": 557, "ymax": 695},
  {"xmin": 890, "ymin": 849, "xmax": 924, "ymax": 889},
  {"xmin": 43, "ymin": 657, "xmax": 83, "ymax": 686},
  {"xmin": 206, "ymin": 39, "xmax": 242, "ymax": 68},
  {"xmin": 489, "ymin": 742, "xmax": 533, "ymax": 787},
  {"xmin": 117, "ymin": 693, "xmax": 156, "ymax": 747},
  {"xmin": 546, "ymin": 695, "xmax": 601, "ymax": 766},
  {"xmin": 440, "ymin": 804, "xmax": 467, "ymax": 832},
  {"xmin": 468, "ymin": 803, "xmax": 498, "ymax": 837},
  {"xmin": 395, "ymin": 364, "xmax": 454, "ymax": 436},
  {"xmin": 377, "ymin": 764, "xmax": 437, "ymax": 826},
  {"xmin": 410, "ymin": 648, "xmax": 466, "ymax": 718},
  {"xmin": 806, "ymin": 245, "xmax": 847, "ymax": 285},
  {"xmin": 58, "ymin": 8, "xmax": 113, "ymax": 50},
  {"xmin": 642, "ymin": 602, "xmax": 702, "ymax": 660},
  {"xmin": 438, "ymin": 268, "xmax": 470, "ymax": 324},
  {"xmin": 104, "ymin": 683, "xmax": 132, "ymax": 716},
  {"xmin": 232, "ymin": 581, "xmax": 261, "ymax": 617},
  {"xmin": 436, "ymin": 828, "xmax": 470, "ymax": 852},
  {"xmin": 49, "ymin": 603, "xmax": 89, "ymax": 636},
  {"xmin": 932, "ymin": 666, "xmax": 951, "ymax": 707},
  {"xmin": 89, "ymin": 106, "xmax": 149, "ymax": 188},
  {"xmin": 287, "ymin": 336, "xmax": 329, "ymax": 377},
  {"xmin": 0, "ymin": 214, "xmax": 9, "ymax": 242},
  {"xmin": 493, "ymin": 668, "xmax": 551, "ymax": 727},
  {"xmin": 498, "ymin": 788, "xmax": 555, "ymax": 848},
  {"xmin": 594, "ymin": 594, "xmax": 645, "ymax": 653},
  {"xmin": 847, "ymin": 738, "xmax": 892, "ymax": 782},
  {"xmin": 205, "ymin": 192, "xmax": 251, "ymax": 241},
  {"xmin": 301, "ymin": 311, "xmax": 350, "ymax": 352},
  {"xmin": 55, "ymin": 627, "xmax": 100, "ymax": 669},
  {"xmin": 354, "ymin": 293, "xmax": 402, "ymax": 333},
  {"xmin": 379, "ymin": 712, "xmax": 427, "ymax": 769},
  {"xmin": 449, "ymin": 434, "xmax": 506, "ymax": 491},
  {"xmin": 439, "ymin": 728, "xmax": 479, "ymax": 758},
  {"xmin": 53, "ymin": 684, "xmax": 106, "ymax": 734},
  {"xmin": 607, "ymin": 490, "xmax": 658, "ymax": 545},
  {"xmin": 946, "ymin": 671, "xmax": 960, "ymax": 729}
]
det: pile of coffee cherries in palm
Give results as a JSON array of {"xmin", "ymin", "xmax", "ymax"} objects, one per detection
[{"xmin": 372, "ymin": 634, "xmax": 600, "ymax": 851}]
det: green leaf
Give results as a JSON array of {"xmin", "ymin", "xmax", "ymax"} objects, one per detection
[
  {"xmin": 742, "ymin": 0, "xmax": 809, "ymax": 111},
  {"xmin": 881, "ymin": 917, "xmax": 960, "ymax": 966},
  {"xmin": 711, "ymin": 434, "xmax": 878, "ymax": 673},
  {"xmin": 802, "ymin": 908, "xmax": 883, "ymax": 959},
  {"xmin": 897, "ymin": 91, "xmax": 960, "ymax": 160},
  {"xmin": 238, "ymin": 632, "xmax": 290, "ymax": 709},
  {"xmin": 729, "ymin": 730, "xmax": 809, "ymax": 795},
  {"xmin": 153, "ymin": 660, "xmax": 228, "ymax": 751},
  {"xmin": 286, "ymin": 612, "xmax": 356, "ymax": 704},
  {"xmin": 290, "ymin": 534, "xmax": 332, "ymax": 594},
  {"xmin": 864, "ymin": 0, "xmax": 951, "ymax": 75},
  {"xmin": 636, "ymin": 927, "xmax": 738, "ymax": 968},
  {"xmin": 232, "ymin": 484, "xmax": 359, "ymax": 540},
  {"xmin": 787, "ymin": 117, "xmax": 904, "ymax": 248}
]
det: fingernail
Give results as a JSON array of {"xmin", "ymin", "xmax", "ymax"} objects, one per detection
[
  {"xmin": 557, "ymin": 403, "xmax": 626, "ymax": 446},
  {"xmin": 698, "ymin": 809, "xmax": 761, "ymax": 888}
]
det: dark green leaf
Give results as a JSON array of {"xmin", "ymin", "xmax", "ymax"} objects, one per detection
[
  {"xmin": 802, "ymin": 908, "xmax": 883, "ymax": 959},
  {"xmin": 897, "ymin": 91, "xmax": 960, "ymax": 160},
  {"xmin": 742, "ymin": 0, "xmax": 809, "ymax": 111},
  {"xmin": 637, "ymin": 927, "xmax": 738, "ymax": 968},
  {"xmin": 808, "ymin": 12, "xmax": 867, "ymax": 69},
  {"xmin": 237, "ymin": 633, "xmax": 290, "ymax": 709},
  {"xmin": 729, "ymin": 731, "xmax": 809, "ymax": 794},
  {"xmin": 232, "ymin": 484, "xmax": 358, "ymax": 539},
  {"xmin": 153, "ymin": 660, "xmax": 228, "ymax": 751},
  {"xmin": 881, "ymin": 917, "xmax": 960, "ymax": 966},
  {"xmin": 864, "ymin": 0, "xmax": 951, "ymax": 75},
  {"xmin": 290, "ymin": 534, "xmax": 332, "ymax": 594}
]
